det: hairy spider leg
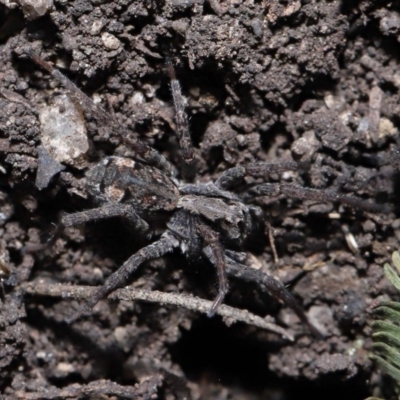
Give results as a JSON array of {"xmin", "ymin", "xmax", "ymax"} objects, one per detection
[
  {"xmin": 61, "ymin": 203, "xmax": 149, "ymax": 234},
  {"xmin": 30, "ymin": 204, "xmax": 148, "ymax": 252},
  {"xmin": 166, "ymin": 60, "xmax": 196, "ymax": 179},
  {"xmin": 26, "ymin": 51, "xmax": 173, "ymax": 174},
  {"xmin": 66, "ymin": 234, "xmax": 178, "ymax": 323},
  {"xmin": 215, "ymin": 160, "xmax": 387, "ymax": 213},
  {"xmin": 215, "ymin": 161, "xmax": 302, "ymax": 189},
  {"xmin": 221, "ymin": 252, "xmax": 322, "ymax": 337},
  {"xmin": 246, "ymin": 182, "xmax": 388, "ymax": 213},
  {"xmin": 197, "ymin": 222, "xmax": 228, "ymax": 316}
]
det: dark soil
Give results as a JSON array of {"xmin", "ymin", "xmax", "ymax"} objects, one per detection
[{"xmin": 0, "ymin": 0, "xmax": 400, "ymax": 399}]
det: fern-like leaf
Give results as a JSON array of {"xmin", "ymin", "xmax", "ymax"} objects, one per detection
[{"xmin": 370, "ymin": 251, "xmax": 400, "ymax": 396}]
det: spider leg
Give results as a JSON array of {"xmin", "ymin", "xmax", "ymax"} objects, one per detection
[
  {"xmin": 66, "ymin": 233, "xmax": 178, "ymax": 323},
  {"xmin": 166, "ymin": 60, "xmax": 196, "ymax": 180},
  {"xmin": 61, "ymin": 203, "xmax": 149, "ymax": 233},
  {"xmin": 245, "ymin": 182, "xmax": 387, "ymax": 213},
  {"xmin": 221, "ymin": 252, "xmax": 322, "ymax": 337},
  {"xmin": 26, "ymin": 51, "xmax": 173, "ymax": 174},
  {"xmin": 179, "ymin": 182, "xmax": 239, "ymax": 201},
  {"xmin": 197, "ymin": 223, "xmax": 229, "ymax": 317},
  {"xmin": 215, "ymin": 161, "xmax": 302, "ymax": 190}
]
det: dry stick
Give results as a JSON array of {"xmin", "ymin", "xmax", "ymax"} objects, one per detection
[
  {"xmin": 22, "ymin": 281, "xmax": 294, "ymax": 341},
  {"xmin": 266, "ymin": 222, "xmax": 279, "ymax": 265},
  {"xmin": 14, "ymin": 376, "xmax": 163, "ymax": 400}
]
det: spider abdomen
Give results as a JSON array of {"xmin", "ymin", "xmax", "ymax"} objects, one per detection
[{"xmin": 86, "ymin": 156, "xmax": 179, "ymax": 212}]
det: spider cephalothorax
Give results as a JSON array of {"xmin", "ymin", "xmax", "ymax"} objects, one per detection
[{"xmin": 28, "ymin": 51, "xmax": 384, "ymax": 334}]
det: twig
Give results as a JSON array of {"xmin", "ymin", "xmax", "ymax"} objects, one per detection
[
  {"xmin": 368, "ymin": 85, "xmax": 383, "ymax": 143},
  {"xmin": 266, "ymin": 222, "xmax": 279, "ymax": 264},
  {"xmin": 13, "ymin": 376, "xmax": 162, "ymax": 400},
  {"xmin": 22, "ymin": 281, "xmax": 294, "ymax": 340}
]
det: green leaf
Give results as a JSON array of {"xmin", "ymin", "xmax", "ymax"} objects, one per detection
[{"xmin": 369, "ymin": 250, "xmax": 400, "ymax": 397}]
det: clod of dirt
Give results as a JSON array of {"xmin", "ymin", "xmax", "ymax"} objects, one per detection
[
  {"xmin": 314, "ymin": 353, "xmax": 356, "ymax": 376},
  {"xmin": 311, "ymin": 109, "xmax": 353, "ymax": 152},
  {"xmin": 291, "ymin": 131, "xmax": 321, "ymax": 163},
  {"xmin": 378, "ymin": 117, "xmax": 398, "ymax": 139},
  {"xmin": 378, "ymin": 10, "xmax": 400, "ymax": 37},
  {"xmin": 201, "ymin": 121, "xmax": 239, "ymax": 165}
]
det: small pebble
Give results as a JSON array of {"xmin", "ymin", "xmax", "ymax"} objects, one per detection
[
  {"xmin": 18, "ymin": 0, "xmax": 53, "ymax": 20},
  {"xmin": 39, "ymin": 93, "xmax": 89, "ymax": 168},
  {"xmin": 101, "ymin": 32, "xmax": 121, "ymax": 50}
]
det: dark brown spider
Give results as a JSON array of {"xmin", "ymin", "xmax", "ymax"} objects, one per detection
[{"xmin": 27, "ymin": 51, "xmax": 384, "ymax": 335}]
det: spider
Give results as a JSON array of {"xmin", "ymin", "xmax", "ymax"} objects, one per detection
[{"xmin": 27, "ymin": 51, "xmax": 384, "ymax": 334}]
